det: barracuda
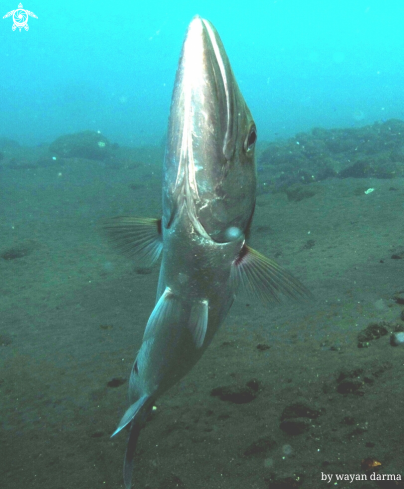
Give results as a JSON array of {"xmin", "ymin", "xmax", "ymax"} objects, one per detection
[{"xmin": 103, "ymin": 16, "xmax": 311, "ymax": 488}]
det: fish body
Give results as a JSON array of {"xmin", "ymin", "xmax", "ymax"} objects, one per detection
[{"xmin": 104, "ymin": 16, "xmax": 310, "ymax": 489}]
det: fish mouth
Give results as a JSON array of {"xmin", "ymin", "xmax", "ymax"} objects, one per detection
[
  {"xmin": 164, "ymin": 16, "xmax": 240, "ymax": 238},
  {"xmin": 180, "ymin": 16, "xmax": 236, "ymax": 161}
]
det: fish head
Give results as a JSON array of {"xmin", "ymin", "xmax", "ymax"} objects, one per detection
[{"xmin": 163, "ymin": 16, "xmax": 257, "ymax": 243}]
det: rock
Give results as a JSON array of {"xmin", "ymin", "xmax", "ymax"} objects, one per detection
[
  {"xmin": 339, "ymin": 157, "xmax": 399, "ymax": 179},
  {"xmin": 335, "ymin": 362, "xmax": 392, "ymax": 395},
  {"xmin": 49, "ymin": 130, "xmax": 112, "ymax": 160},
  {"xmin": 0, "ymin": 240, "xmax": 37, "ymax": 260},
  {"xmin": 107, "ymin": 377, "xmax": 126, "ymax": 388},
  {"xmin": 390, "ymin": 332, "xmax": 404, "ymax": 347},
  {"xmin": 393, "ymin": 292, "xmax": 404, "ymax": 304},
  {"xmin": 336, "ymin": 368, "xmax": 365, "ymax": 395},
  {"xmin": 337, "ymin": 379, "xmax": 365, "ymax": 395},
  {"xmin": 280, "ymin": 402, "xmax": 322, "ymax": 421},
  {"xmin": 284, "ymin": 184, "xmax": 318, "ymax": 202},
  {"xmin": 357, "ymin": 322, "xmax": 389, "ymax": 347},
  {"xmin": 210, "ymin": 379, "xmax": 261, "ymax": 404},
  {"xmin": 257, "ymin": 119, "xmax": 404, "ymax": 190},
  {"xmin": 243, "ymin": 435, "xmax": 277, "ymax": 456},
  {"xmin": 278, "ymin": 402, "xmax": 322, "ymax": 437},
  {"xmin": 339, "ymin": 160, "xmax": 372, "ymax": 178},
  {"xmin": 279, "ymin": 419, "xmax": 309, "ymax": 435}
]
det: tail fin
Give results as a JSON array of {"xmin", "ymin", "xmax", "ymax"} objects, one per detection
[
  {"xmin": 123, "ymin": 418, "xmax": 144, "ymax": 489},
  {"xmin": 111, "ymin": 395, "xmax": 152, "ymax": 489}
]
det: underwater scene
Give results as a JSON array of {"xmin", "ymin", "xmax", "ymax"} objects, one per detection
[{"xmin": 1, "ymin": 1, "xmax": 404, "ymax": 488}]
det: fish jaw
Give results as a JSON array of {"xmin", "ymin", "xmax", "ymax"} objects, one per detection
[{"xmin": 163, "ymin": 16, "xmax": 257, "ymax": 244}]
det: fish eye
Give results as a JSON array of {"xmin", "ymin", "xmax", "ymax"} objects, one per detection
[{"xmin": 244, "ymin": 125, "xmax": 257, "ymax": 153}]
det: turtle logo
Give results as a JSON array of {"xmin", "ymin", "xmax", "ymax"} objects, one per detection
[{"xmin": 3, "ymin": 3, "xmax": 38, "ymax": 31}]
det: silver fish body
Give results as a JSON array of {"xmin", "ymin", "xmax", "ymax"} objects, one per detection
[
  {"xmin": 139, "ymin": 16, "xmax": 257, "ymax": 400},
  {"xmin": 103, "ymin": 16, "xmax": 310, "ymax": 489}
]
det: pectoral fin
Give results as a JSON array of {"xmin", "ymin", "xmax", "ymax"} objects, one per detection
[
  {"xmin": 188, "ymin": 300, "xmax": 208, "ymax": 348},
  {"xmin": 101, "ymin": 216, "xmax": 162, "ymax": 267},
  {"xmin": 143, "ymin": 287, "xmax": 182, "ymax": 340},
  {"xmin": 231, "ymin": 245, "xmax": 312, "ymax": 304},
  {"xmin": 144, "ymin": 289, "xmax": 208, "ymax": 348}
]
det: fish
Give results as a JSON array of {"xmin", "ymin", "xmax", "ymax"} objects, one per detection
[{"xmin": 103, "ymin": 15, "xmax": 311, "ymax": 489}]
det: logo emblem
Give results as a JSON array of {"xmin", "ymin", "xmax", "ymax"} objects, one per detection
[{"xmin": 3, "ymin": 3, "xmax": 37, "ymax": 31}]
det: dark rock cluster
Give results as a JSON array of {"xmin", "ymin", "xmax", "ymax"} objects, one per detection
[
  {"xmin": 210, "ymin": 379, "xmax": 261, "ymax": 404},
  {"xmin": 279, "ymin": 402, "xmax": 322, "ymax": 436},
  {"xmin": 49, "ymin": 130, "xmax": 113, "ymax": 160},
  {"xmin": 257, "ymin": 118, "xmax": 404, "ymax": 194}
]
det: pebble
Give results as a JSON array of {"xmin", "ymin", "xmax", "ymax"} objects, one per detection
[{"xmin": 390, "ymin": 332, "xmax": 404, "ymax": 346}]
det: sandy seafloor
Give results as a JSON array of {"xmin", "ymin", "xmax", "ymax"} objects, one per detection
[{"xmin": 0, "ymin": 143, "xmax": 404, "ymax": 489}]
